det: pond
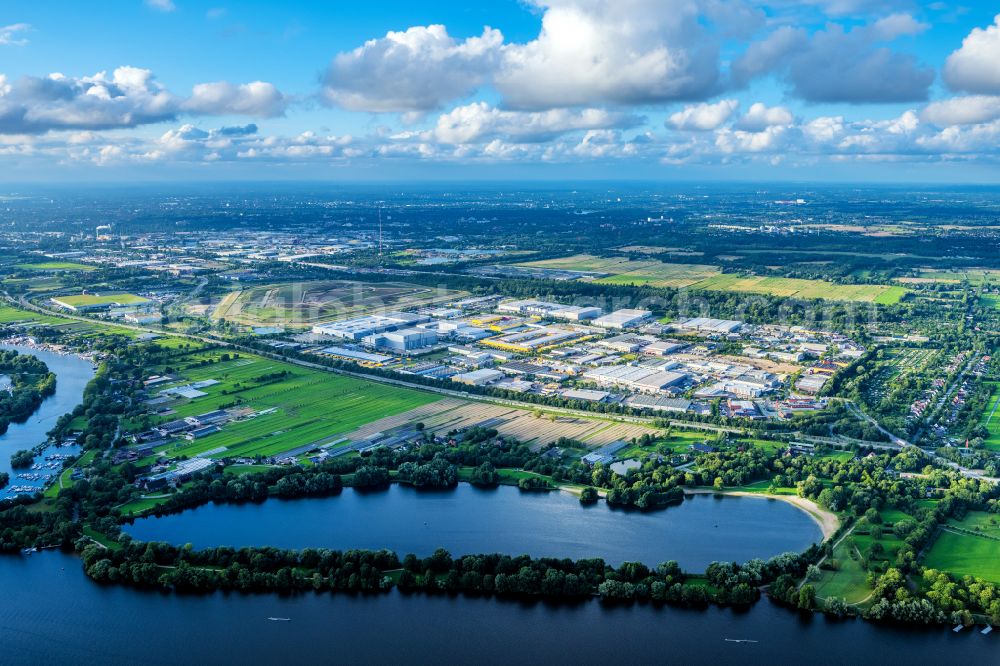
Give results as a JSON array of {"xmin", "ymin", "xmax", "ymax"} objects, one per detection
[
  {"xmin": 0, "ymin": 344, "xmax": 94, "ymax": 499},
  {"xmin": 127, "ymin": 484, "xmax": 824, "ymax": 569}
]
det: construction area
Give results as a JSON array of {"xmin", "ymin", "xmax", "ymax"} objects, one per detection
[{"xmin": 209, "ymin": 280, "xmax": 466, "ymax": 328}]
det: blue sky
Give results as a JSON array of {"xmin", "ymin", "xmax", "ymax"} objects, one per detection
[{"xmin": 2, "ymin": 1, "xmax": 1000, "ymax": 181}]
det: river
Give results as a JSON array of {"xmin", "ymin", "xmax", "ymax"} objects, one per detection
[
  {"xmin": 125, "ymin": 484, "xmax": 823, "ymax": 569},
  {"xmin": 0, "ymin": 551, "xmax": 994, "ymax": 665},
  {"xmin": 0, "ymin": 344, "xmax": 95, "ymax": 499}
]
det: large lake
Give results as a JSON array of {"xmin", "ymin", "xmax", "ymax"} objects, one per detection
[
  {"xmin": 0, "ymin": 551, "xmax": 994, "ymax": 665},
  {"xmin": 0, "ymin": 344, "xmax": 94, "ymax": 498},
  {"xmin": 127, "ymin": 484, "xmax": 823, "ymax": 569}
]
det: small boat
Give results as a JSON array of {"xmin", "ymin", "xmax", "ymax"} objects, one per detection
[
  {"xmin": 267, "ymin": 617, "xmax": 291, "ymax": 622},
  {"xmin": 724, "ymin": 639, "xmax": 758, "ymax": 644}
]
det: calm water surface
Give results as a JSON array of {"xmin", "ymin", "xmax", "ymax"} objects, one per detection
[
  {"xmin": 0, "ymin": 551, "xmax": 994, "ymax": 665},
  {"xmin": 0, "ymin": 344, "xmax": 94, "ymax": 498},
  {"xmin": 127, "ymin": 484, "xmax": 823, "ymax": 569}
]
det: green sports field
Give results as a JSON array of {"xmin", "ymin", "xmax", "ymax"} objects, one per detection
[
  {"xmin": 53, "ymin": 293, "xmax": 150, "ymax": 307},
  {"xmin": 146, "ymin": 350, "xmax": 439, "ymax": 461}
]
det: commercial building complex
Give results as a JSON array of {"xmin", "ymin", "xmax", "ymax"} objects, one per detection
[{"xmin": 592, "ymin": 309, "xmax": 653, "ymax": 329}]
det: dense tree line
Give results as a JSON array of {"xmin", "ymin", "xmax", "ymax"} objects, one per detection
[
  {"xmin": 81, "ymin": 541, "xmax": 397, "ymax": 593},
  {"xmin": 0, "ymin": 349, "xmax": 57, "ymax": 436},
  {"xmin": 79, "ymin": 532, "xmax": 816, "ymax": 608},
  {"xmin": 396, "ymin": 457, "xmax": 458, "ymax": 488},
  {"xmin": 9, "ymin": 449, "xmax": 34, "ymax": 468}
]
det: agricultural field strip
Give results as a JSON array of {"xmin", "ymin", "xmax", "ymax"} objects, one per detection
[
  {"xmin": 338, "ymin": 399, "xmax": 662, "ymax": 450},
  {"xmin": 515, "ymin": 254, "xmax": 907, "ymax": 303}
]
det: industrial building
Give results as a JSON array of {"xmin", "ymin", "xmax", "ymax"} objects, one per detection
[
  {"xmin": 482, "ymin": 325, "xmax": 584, "ymax": 353},
  {"xmin": 598, "ymin": 334, "xmax": 657, "ymax": 353},
  {"xmin": 365, "ymin": 327, "xmax": 439, "ymax": 352},
  {"xmin": 498, "ymin": 299, "xmax": 602, "ymax": 321},
  {"xmin": 675, "ymin": 317, "xmax": 744, "ymax": 335},
  {"xmin": 451, "ymin": 368, "xmax": 505, "ymax": 386},
  {"xmin": 642, "ymin": 339, "xmax": 688, "ymax": 356},
  {"xmin": 582, "ymin": 365, "xmax": 687, "ymax": 393},
  {"xmin": 592, "ymin": 309, "xmax": 652, "ymax": 329},
  {"xmin": 416, "ymin": 319, "xmax": 491, "ymax": 341},
  {"xmin": 623, "ymin": 395, "xmax": 692, "ymax": 413},
  {"xmin": 311, "ymin": 312, "xmax": 430, "ymax": 341},
  {"xmin": 561, "ymin": 388, "xmax": 612, "ymax": 403}
]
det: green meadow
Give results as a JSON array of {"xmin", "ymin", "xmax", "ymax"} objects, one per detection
[{"xmin": 145, "ymin": 350, "xmax": 439, "ymax": 461}]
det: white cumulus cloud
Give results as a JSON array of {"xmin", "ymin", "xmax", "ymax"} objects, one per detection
[
  {"xmin": 735, "ymin": 103, "xmax": 794, "ymax": 131},
  {"xmin": 667, "ymin": 99, "xmax": 738, "ymax": 131},
  {"xmin": 495, "ymin": 0, "xmax": 719, "ymax": 109},
  {"xmin": 184, "ymin": 81, "xmax": 287, "ymax": 117},
  {"xmin": 0, "ymin": 67, "xmax": 288, "ymax": 134},
  {"xmin": 922, "ymin": 95, "xmax": 1000, "ymax": 127},
  {"xmin": 428, "ymin": 101, "xmax": 642, "ymax": 144},
  {"xmin": 322, "ymin": 25, "xmax": 503, "ymax": 112},
  {"xmin": 944, "ymin": 14, "xmax": 1000, "ymax": 94}
]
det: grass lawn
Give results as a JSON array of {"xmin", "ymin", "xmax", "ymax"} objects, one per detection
[
  {"xmin": 979, "ymin": 382, "xmax": 1000, "ymax": 451},
  {"xmin": 119, "ymin": 494, "xmax": 177, "ymax": 516},
  {"xmin": 818, "ymin": 450, "xmax": 855, "ymax": 462},
  {"xmin": 813, "ymin": 542, "xmax": 872, "ymax": 605},
  {"xmin": 0, "ymin": 303, "xmax": 69, "ymax": 325},
  {"xmin": 745, "ymin": 438, "xmax": 785, "ymax": 454},
  {"xmin": 948, "ymin": 512, "xmax": 1000, "ymax": 539},
  {"xmin": 924, "ymin": 528, "xmax": 1000, "ymax": 583},
  {"xmin": 43, "ymin": 468, "xmax": 75, "ymax": 499},
  {"xmin": 616, "ymin": 429, "xmax": 706, "ymax": 459},
  {"xmin": 813, "ymin": 506, "xmax": 918, "ymax": 605},
  {"xmin": 83, "ymin": 526, "xmax": 123, "ymax": 551}
]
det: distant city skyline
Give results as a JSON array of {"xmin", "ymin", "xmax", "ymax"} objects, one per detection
[{"xmin": 3, "ymin": 1, "xmax": 1000, "ymax": 181}]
